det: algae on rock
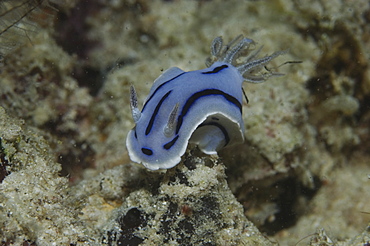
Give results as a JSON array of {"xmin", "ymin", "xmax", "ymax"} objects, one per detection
[
  {"xmin": 101, "ymin": 155, "xmax": 276, "ymax": 246},
  {"xmin": 0, "ymin": 107, "xmax": 87, "ymax": 245}
]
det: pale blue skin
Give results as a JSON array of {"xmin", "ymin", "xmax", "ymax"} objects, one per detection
[
  {"xmin": 126, "ymin": 35, "xmax": 284, "ymax": 170},
  {"xmin": 126, "ymin": 62, "xmax": 245, "ymax": 170}
]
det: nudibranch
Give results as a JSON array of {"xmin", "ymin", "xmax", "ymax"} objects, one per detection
[{"xmin": 126, "ymin": 35, "xmax": 285, "ymax": 170}]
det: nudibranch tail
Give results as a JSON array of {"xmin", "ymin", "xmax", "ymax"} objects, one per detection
[{"xmin": 129, "ymin": 85, "xmax": 141, "ymax": 123}]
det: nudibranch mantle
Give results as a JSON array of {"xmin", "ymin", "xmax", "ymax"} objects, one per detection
[{"xmin": 126, "ymin": 35, "xmax": 285, "ymax": 170}]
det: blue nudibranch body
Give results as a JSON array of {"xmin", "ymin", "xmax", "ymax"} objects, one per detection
[{"xmin": 126, "ymin": 35, "xmax": 285, "ymax": 170}]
